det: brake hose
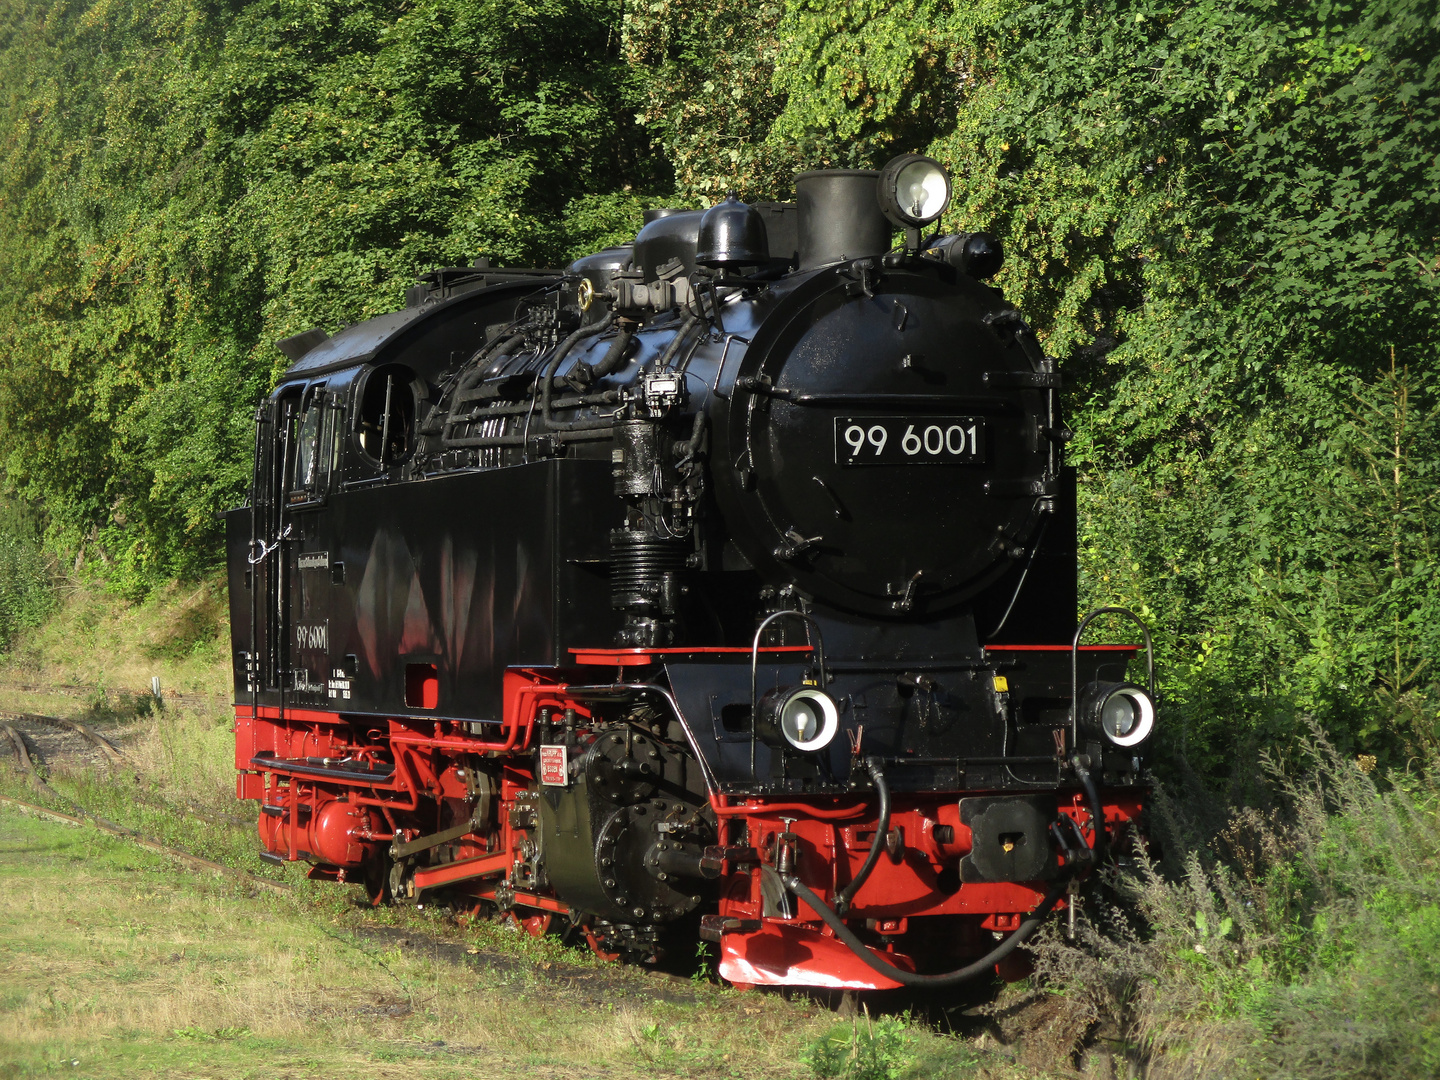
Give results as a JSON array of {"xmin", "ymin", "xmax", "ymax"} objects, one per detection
[
  {"xmin": 764, "ymin": 864, "xmax": 1073, "ymax": 988},
  {"xmin": 1072, "ymin": 755, "xmax": 1108, "ymax": 862},
  {"xmin": 763, "ymin": 753, "xmax": 1102, "ymax": 986},
  {"xmin": 832, "ymin": 756, "xmax": 890, "ymax": 916}
]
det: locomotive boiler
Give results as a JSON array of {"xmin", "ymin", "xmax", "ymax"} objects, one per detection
[{"xmin": 226, "ymin": 155, "xmax": 1154, "ymax": 989}]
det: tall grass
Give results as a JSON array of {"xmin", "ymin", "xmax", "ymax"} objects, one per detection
[
  {"xmin": 1033, "ymin": 722, "xmax": 1440, "ymax": 1079},
  {"xmin": 121, "ymin": 698, "xmax": 239, "ymax": 814},
  {"xmin": 0, "ymin": 500, "xmax": 55, "ymax": 651}
]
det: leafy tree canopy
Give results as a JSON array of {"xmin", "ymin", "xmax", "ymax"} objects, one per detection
[
  {"xmin": 0, "ymin": 0, "xmax": 665, "ymax": 585},
  {"xmin": 627, "ymin": 0, "xmax": 1440, "ymax": 763},
  {"xmin": 1, "ymin": 0, "xmax": 1437, "ymax": 764}
]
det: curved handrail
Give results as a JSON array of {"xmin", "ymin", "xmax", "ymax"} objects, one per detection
[
  {"xmin": 748, "ymin": 610, "xmax": 827, "ymax": 777},
  {"xmin": 1069, "ymin": 605, "xmax": 1155, "ymax": 754}
]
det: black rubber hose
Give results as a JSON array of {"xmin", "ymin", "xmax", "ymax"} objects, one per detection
[
  {"xmin": 540, "ymin": 326, "xmax": 634, "ymax": 433},
  {"xmin": 764, "ymin": 864, "xmax": 1072, "ymax": 988},
  {"xmin": 542, "ymin": 314, "xmax": 615, "ymax": 431},
  {"xmin": 1072, "ymin": 756, "xmax": 1108, "ymax": 862},
  {"xmin": 654, "ymin": 313, "xmax": 701, "ymax": 371},
  {"xmin": 590, "ymin": 326, "xmax": 635, "ymax": 379},
  {"xmin": 833, "ymin": 756, "xmax": 890, "ymax": 916},
  {"xmin": 674, "ymin": 411, "xmax": 707, "ymax": 469}
]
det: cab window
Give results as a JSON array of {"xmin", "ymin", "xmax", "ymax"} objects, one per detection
[
  {"xmin": 356, "ymin": 364, "xmax": 417, "ymax": 467},
  {"xmin": 286, "ymin": 383, "xmax": 333, "ymax": 504}
]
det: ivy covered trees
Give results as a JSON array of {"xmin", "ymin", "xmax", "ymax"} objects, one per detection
[
  {"xmin": 0, "ymin": 0, "xmax": 663, "ymax": 583},
  {"xmin": 625, "ymin": 0, "xmax": 1440, "ymax": 761},
  {"xmin": 1, "ymin": 0, "xmax": 1437, "ymax": 761}
]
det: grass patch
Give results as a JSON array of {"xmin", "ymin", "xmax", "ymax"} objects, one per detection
[
  {"xmin": 16, "ymin": 577, "xmax": 1434, "ymax": 1078},
  {"xmin": 0, "ymin": 804, "xmax": 840, "ymax": 1080},
  {"xmin": 0, "ymin": 576, "xmax": 230, "ymax": 709}
]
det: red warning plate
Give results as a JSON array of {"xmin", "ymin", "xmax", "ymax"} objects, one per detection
[{"xmin": 539, "ymin": 745, "xmax": 568, "ymax": 786}]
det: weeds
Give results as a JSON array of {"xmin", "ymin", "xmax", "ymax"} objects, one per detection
[
  {"xmin": 0, "ymin": 499, "xmax": 54, "ymax": 635},
  {"xmin": 802, "ymin": 1010, "xmax": 915, "ymax": 1080},
  {"xmin": 5, "ymin": 579, "xmax": 1438, "ymax": 1078},
  {"xmin": 692, "ymin": 938, "xmax": 716, "ymax": 984},
  {"xmin": 1031, "ymin": 719, "xmax": 1440, "ymax": 1079},
  {"xmin": 173, "ymin": 1025, "xmax": 251, "ymax": 1041}
]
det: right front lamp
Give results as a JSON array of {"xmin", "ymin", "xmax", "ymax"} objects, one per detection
[{"xmin": 1079, "ymin": 681, "xmax": 1156, "ymax": 747}]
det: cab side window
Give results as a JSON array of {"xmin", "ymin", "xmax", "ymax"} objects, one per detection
[
  {"xmin": 356, "ymin": 364, "xmax": 418, "ymax": 468},
  {"xmin": 286, "ymin": 383, "xmax": 335, "ymax": 505}
]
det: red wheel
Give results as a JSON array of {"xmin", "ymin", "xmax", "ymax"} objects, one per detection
[
  {"xmin": 583, "ymin": 926, "xmax": 621, "ymax": 961},
  {"xmin": 505, "ymin": 910, "xmax": 554, "ymax": 938},
  {"xmin": 363, "ymin": 861, "xmax": 390, "ymax": 907},
  {"xmin": 456, "ymin": 901, "xmax": 491, "ymax": 928}
]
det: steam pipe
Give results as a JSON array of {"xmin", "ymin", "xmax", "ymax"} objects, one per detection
[
  {"xmin": 590, "ymin": 325, "xmax": 636, "ymax": 379},
  {"xmin": 1071, "ymin": 755, "xmax": 1108, "ymax": 862},
  {"xmin": 542, "ymin": 324, "xmax": 635, "ymax": 432},
  {"xmin": 707, "ymin": 795, "xmax": 868, "ymax": 820},
  {"xmin": 541, "ymin": 314, "xmax": 615, "ymax": 431},
  {"xmin": 439, "ymin": 331, "xmax": 526, "ymax": 444}
]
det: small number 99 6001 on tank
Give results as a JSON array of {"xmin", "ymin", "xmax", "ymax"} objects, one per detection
[{"xmin": 226, "ymin": 155, "xmax": 1155, "ymax": 989}]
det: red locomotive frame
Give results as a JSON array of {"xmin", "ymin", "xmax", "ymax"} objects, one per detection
[{"xmin": 237, "ymin": 644, "xmax": 1143, "ymax": 989}]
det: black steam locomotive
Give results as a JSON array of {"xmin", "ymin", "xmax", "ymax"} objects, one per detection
[{"xmin": 227, "ymin": 156, "xmax": 1153, "ymax": 989}]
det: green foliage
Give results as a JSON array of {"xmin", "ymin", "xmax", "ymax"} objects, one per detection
[
  {"xmin": 1, "ymin": 0, "xmax": 1438, "ymax": 767},
  {"xmin": 802, "ymin": 1012, "xmax": 915, "ymax": 1080},
  {"xmin": 0, "ymin": 499, "xmax": 55, "ymax": 650},
  {"xmin": 625, "ymin": 0, "xmax": 1440, "ymax": 763},
  {"xmin": 1043, "ymin": 728, "xmax": 1440, "ymax": 1078},
  {"xmin": 0, "ymin": 0, "xmax": 664, "ymax": 591},
  {"xmin": 966, "ymin": 0, "xmax": 1440, "ymax": 767},
  {"xmin": 623, "ymin": 0, "xmax": 802, "ymax": 199}
]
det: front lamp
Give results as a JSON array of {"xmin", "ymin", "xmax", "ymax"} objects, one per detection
[
  {"xmin": 877, "ymin": 154, "xmax": 952, "ymax": 229},
  {"xmin": 758, "ymin": 686, "xmax": 841, "ymax": 752},
  {"xmin": 1079, "ymin": 682, "xmax": 1155, "ymax": 747}
]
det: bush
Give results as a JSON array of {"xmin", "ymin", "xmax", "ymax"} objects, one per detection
[
  {"xmin": 1033, "ymin": 720, "xmax": 1440, "ymax": 1078},
  {"xmin": 802, "ymin": 1012, "xmax": 915, "ymax": 1080}
]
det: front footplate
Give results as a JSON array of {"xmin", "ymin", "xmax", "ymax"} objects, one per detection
[{"xmin": 717, "ymin": 922, "xmax": 912, "ymax": 990}]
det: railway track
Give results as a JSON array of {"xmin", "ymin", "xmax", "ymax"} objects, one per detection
[
  {"xmin": 0, "ymin": 679, "xmax": 226, "ymax": 705},
  {"xmin": 0, "ymin": 792, "xmax": 290, "ymax": 895},
  {"xmin": 0, "ymin": 710, "xmax": 1001, "ymax": 1029},
  {"xmin": 1, "ymin": 709, "xmax": 125, "ymax": 764},
  {"xmin": 0, "ymin": 719, "xmax": 289, "ymax": 896}
]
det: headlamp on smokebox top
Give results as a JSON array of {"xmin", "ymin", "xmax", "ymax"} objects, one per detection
[
  {"xmin": 756, "ymin": 686, "xmax": 840, "ymax": 752},
  {"xmin": 1078, "ymin": 681, "xmax": 1155, "ymax": 747},
  {"xmin": 877, "ymin": 154, "xmax": 952, "ymax": 229}
]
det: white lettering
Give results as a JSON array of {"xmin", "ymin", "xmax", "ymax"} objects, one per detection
[{"xmin": 294, "ymin": 623, "xmax": 328, "ymax": 651}]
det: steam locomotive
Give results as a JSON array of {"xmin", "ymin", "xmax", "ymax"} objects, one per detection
[{"xmin": 226, "ymin": 155, "xmax": 1154, "ymax": 989}]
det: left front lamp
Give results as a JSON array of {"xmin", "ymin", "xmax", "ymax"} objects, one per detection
[{"xmin": 758, "ymin": 686, "xmax": 841, "ymax": 752}]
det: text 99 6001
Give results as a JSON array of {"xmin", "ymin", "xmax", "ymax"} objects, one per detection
[{"xmin": 834, "ymin": 416, "xmax": 986, "ymax": 465}]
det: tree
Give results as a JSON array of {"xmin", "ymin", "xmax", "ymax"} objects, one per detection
[{"xmin": 0, "ymin": 0, "xmax": 665, "ymax": 589}]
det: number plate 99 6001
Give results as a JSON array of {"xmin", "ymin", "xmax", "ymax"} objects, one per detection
[{"xmin": 835, "ymin": 416, "xmax": 986, "ymax": 466}]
